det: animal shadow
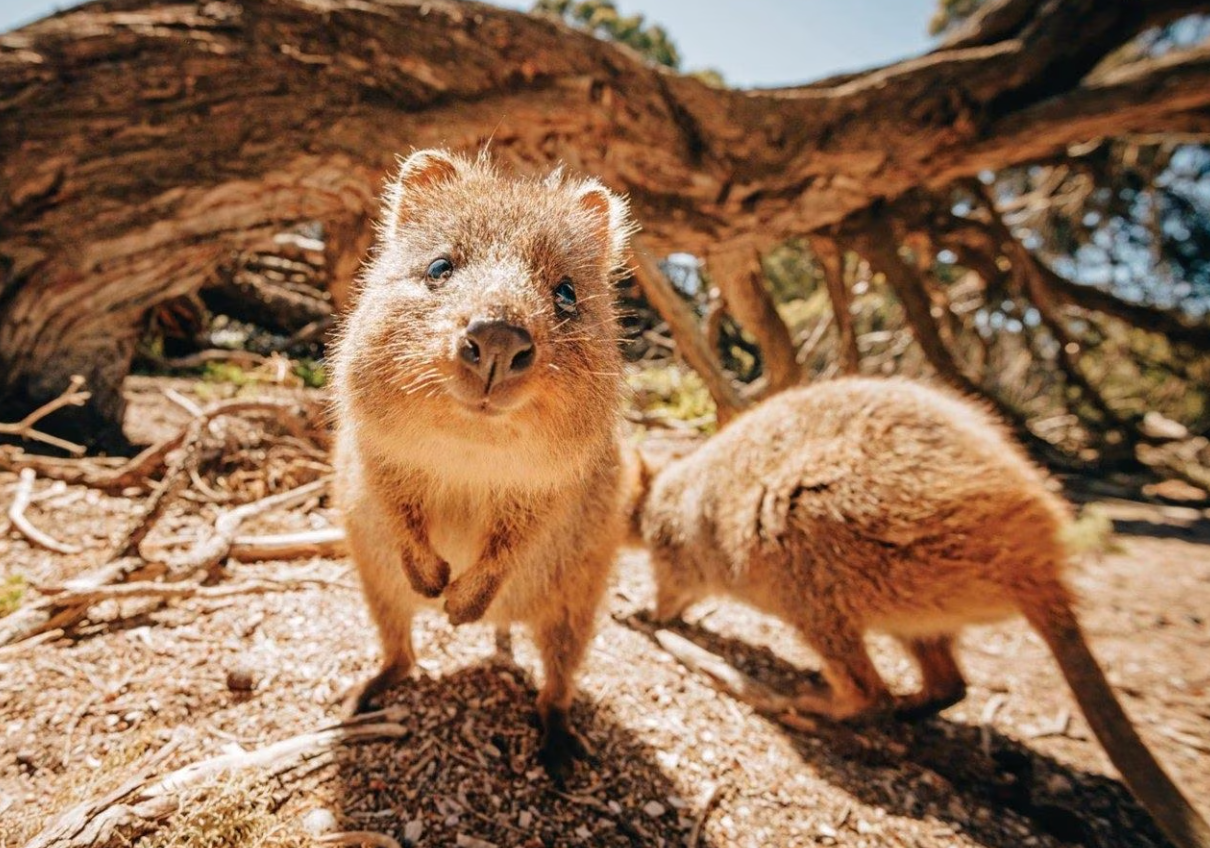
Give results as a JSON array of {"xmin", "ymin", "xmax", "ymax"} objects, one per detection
[
  {"xmin": 659, "ymin": 618, "xmax": 1172, "ymax": 848},
  {"xmin": 322, "ymin": 658, "xmax": 714, "ymax": 847}
]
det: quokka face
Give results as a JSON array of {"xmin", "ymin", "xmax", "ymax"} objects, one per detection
[{"xmin": 334, "ymin": 150, "xmax": 634, "ymax": 463}]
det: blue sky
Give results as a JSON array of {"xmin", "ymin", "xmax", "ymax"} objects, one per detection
[{"xmin": 0, "ymin": 0, "xmax": 937, "ymax": 86}]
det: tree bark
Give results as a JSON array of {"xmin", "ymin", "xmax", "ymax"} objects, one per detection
[
  {"xmin": 630, "ymin": 248, "xmax": 745, "ymax": 422},
  {"xmin": 2, "ymin": 0, "xmax": 1209, "ymax": 444},
  {"xmin": 705, "ymin": 247, "xmax": 801, "ymax": 396},
  {"xmin": 808, "ymin": 236, "xmax": 860, "ymax": 375},
  {"xmin": 849, "ymin": 210, "xmax": 988, "ymax": 403}
]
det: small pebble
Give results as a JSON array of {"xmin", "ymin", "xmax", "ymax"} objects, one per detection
[
  {"xmin": 226, "ymin": 663, "xmax": 259, "ymax": 692},
  {"xmin": 455, "ymin": 835, "xmax": 497, "ymax": 848},
  {"xmin": 300, "ymin": 808, "xmax": 338, "ymax": 836},
  {"xmin": 404, "ymin": 819, "xmax": 424, "ymax": 844},
  {"xmin": 643, "ymin": 801, "xmax": 666, "ymax": 818}
]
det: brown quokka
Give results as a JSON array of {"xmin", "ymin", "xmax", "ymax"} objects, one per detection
[
  {"xmin": 331, "ymin": 149, "xmax": 635, "ymax": 781},
  {"xmin": 635, "ymin": 377, "xmax": 1210, "ymax": 848}
]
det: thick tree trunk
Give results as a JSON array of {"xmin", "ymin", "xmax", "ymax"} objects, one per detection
[{"xmin": 2, "ymin": 0, "xmax": 1208, "ymax": 445}]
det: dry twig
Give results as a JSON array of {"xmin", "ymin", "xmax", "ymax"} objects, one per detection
[
  {"xmin": 25, "ymin": 710, "xmax": 410, "ymax": 848},
  {"xmin": 7, "ymin": 469, "xmax": 83, "ymax": 555},
  {"xmin": 317, "ymin": 833, "xmax": 404, "ymax": 848},
  {"xmin": 171, "ymin": 476, "xmax": 331, "ymax": 576},
  {"xmin": 688, "ymin": 782, "xmax": 727, "ymax": 848},
  {"xmin": 0, "ymin": 474, "xmax": 332, "ymax": 647},
  {"xmin": 0, "ymin": 375, "xmax": 90, "ymax": 455},
  {"xmin": 0, "ymin": 398, "xmax": 313, "ymax": 493},
  {"xmin": 618, "ymin": 615, "xmax": 818, "ymax": 732},
  {"xmin": 229, "ymin": 526, "xmax": 346, "ymax": 562}
]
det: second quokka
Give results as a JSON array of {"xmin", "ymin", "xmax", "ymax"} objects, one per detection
[{"xmin": 634, "ymin": 376, "xmax": 1210, "ymax": 848}]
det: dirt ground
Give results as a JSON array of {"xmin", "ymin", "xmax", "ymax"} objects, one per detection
[{"xmin": 1, "ymin": 379, "xmax": 1208, "ymax": 848}]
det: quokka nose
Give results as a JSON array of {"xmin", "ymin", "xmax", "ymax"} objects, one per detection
[{"xmin": 459, "ymin": 318, "xmax": 535, "ymax": 390}]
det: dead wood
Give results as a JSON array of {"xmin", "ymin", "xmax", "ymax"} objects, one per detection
[
  {"xmin": 5, "ymin": 0, "xmax": 1205, "ymax": 444},
  {"xmin": 808, "ymin": 235, "xmax": 860, "ymax": 375},
  {"xmin": 706, "ymin": 246, "xmax": 802, "ymax": 396},
  {"xmin": 618, "ymin": 615, "xmax": 817, "ymax": 732},
  {"xmin": 7, "ymin": 469, "xmax": 82, "ymax": 555},
  {"xmin": 23, "ymin": 710, "xmax": 410, "ymax": 848},
  {"xmin": 316, "ymin": 833, "xmax": 404, "ymax": 848},
  {"xmin": 0, "ymin": 472, "xmax": 332, "ymax": 648},
  {"xmin": 0, "ymin": 375, "xmax": 90, "ymax": 456},
  {"xmin": 229, "ymin": 527, "xmax": 346, "ymax": 562},
  {"xmin": 31, "ymin": 576, "xmax": 337, "ymax": 608},
  {"xmin": 169, "ymin": 476, "xmax": 331, "ymax": 577},
  {"xmin": 0, "ymin": 399, "xmax": 317, "ymax": 494}
]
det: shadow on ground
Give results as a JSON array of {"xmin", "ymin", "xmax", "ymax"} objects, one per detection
[
  {"xmin": 654, "ymin": 618, "xmax": 1172, "ymax": 848},
  {"xmin": 322, "ymin": 659, "xmax": 709, "ymax": 847}
]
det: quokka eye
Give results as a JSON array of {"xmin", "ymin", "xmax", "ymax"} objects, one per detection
[
  {"xmin": 426, "ymin": 258, "xmax": 454, "ymax": 283},
  {"xmin": 553, "ymin": 278, "xmax": 578, "ymax": 316}
]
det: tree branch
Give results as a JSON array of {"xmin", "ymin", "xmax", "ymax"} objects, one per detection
[
  {"xmin": 630, "ymin": 246, "xmax": 747, "ymax": 423},
  {"xmin": 808, "ymin": 235, "xmax": 860, "ymax": 375},
  {"xmin": 706, "ymin": 246, "xmax": 801, "ymax": 396}
]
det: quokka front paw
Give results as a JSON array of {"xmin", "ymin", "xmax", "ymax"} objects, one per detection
[
  {"xmin": 401, "ymin": 555, "xmax": 449, "ymax": 598},
  {"xmin": 443, "ymin": 571, "xmax": 503, "ymax": 625}
]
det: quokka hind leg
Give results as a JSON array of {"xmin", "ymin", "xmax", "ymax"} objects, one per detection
[
  {"xmin": 532, "ymin": 603, "xmax": 599, "ymax": 785},
  {"xmin": 342, "ymin": 546, "xmax": 419, "ymax": 716},
  {"xmin": 894, "ymin": 634, "xmax": 968, "ymax": 720},
  {"xmin": 793, "ymin": 618, "xmax": 893, "ymax": 721}
]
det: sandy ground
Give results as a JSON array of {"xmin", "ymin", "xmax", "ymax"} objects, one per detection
[{"xmin": 1, "ymin": 380, "xmax": 1208, "ymax": 848}]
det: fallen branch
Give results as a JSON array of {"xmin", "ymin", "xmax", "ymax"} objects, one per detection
[
  {"xmin": 617, "ymin": 615, "xmax": 816, "ymax": 731},
  {"xmin": 651, "ymin": 628, "xmax": 803, "ymax": 716},
  {"xmin": 0, "ymin": 398, "xmax": 314, "ymax": 493},
  {"xmin": 229, "ymin": 526, "xmax": 346, "ymax": 562},
  {"xmin": 317, "ymin": 833, "xmax": 404, "ymax": 848},
  {"xmin": 0, "ymin": 375, "xmax": 90, "ymax": 455},
  {"xmin": 688, "ymin": 782, "xmax": 727, "ymax": 848},
  {"xmin": 25, "ymin": 710, "xmax": 410, "ymax": 848},
  {"xmin": 31, "ymin": 577, "xmax": 333, "ymax": 608},
  {"xmin": 172, "ymin": 477, "xmax": 331, "ymax": 576},
  {"xmin": 0, "ymin": 475, "xmax": 333, "ymax": 647},
  {"xmin": 7, "ymin": 469, "xmax": 83, "ymax": 555}
]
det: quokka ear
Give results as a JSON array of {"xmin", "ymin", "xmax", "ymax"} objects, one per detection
[
  {"xmin": 379, "ymin": 149, "xmax": 462, "ymax": 241},
  {"xmin": 574, "ymin": 179, "xmax": 637, "ymax": 273}
]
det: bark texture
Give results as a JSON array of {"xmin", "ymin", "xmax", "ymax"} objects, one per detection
[{"xmin": 2, "ymin": 0, "xmax": 1209, "ymax": 444}]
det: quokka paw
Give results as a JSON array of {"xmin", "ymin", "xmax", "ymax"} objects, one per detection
[
  {"xmin": 443, "ymin": 572, "xmax": 503, "ymax": 625},
  {"xmin": 402, "ymin": 556, "xmax": 449, "ymax": 598}
]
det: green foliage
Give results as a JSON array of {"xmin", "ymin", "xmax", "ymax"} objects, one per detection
[
  {"xmin": 627, "ymin": 364, "xmax": 716, "ymax": 432},
  {"xmin": 293, "ymin": 358, "xmax": 327, "ymax": 389},
  {"xmin": 1061, "ymin": 505, "xmax": 1121, "ymax": 556},
  {"xmin": 202, "ymin": 361, "xmax": 253, "ymax": 386},
  {"xmin": 533, "ymin": 0, "xmax": 682, "ymax": 69},
  {"xmin": 0, "ymin": 574, "xmax": 26, "ymax": 618},
  {"xmin": 688, "ymin": 68, "xmax": 727, "ymax": 88}
]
